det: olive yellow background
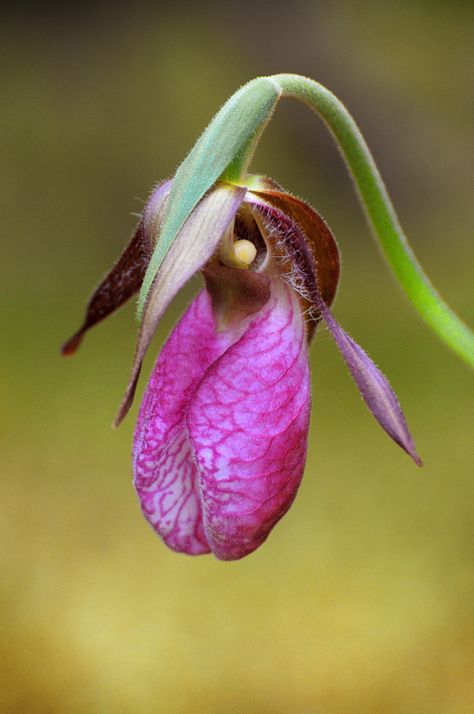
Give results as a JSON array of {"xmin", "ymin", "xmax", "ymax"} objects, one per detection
[{"xmin": 2, "ymin": 2, "xmax": 473, "ymax": 712}]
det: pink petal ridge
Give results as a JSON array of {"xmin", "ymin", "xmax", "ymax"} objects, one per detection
[{"xmin": 189, "ymin": 280, "xmax": 311, "ymax": 560}]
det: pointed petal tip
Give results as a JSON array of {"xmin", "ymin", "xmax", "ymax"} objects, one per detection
[
  {"xmin": 375, "ymin": 408, "xmax": 422, "ymax": 466},
  {"xmin": 114, "ymin": 364, "xmax": 142, "ymax": 427},
  {"xmin": 61, "ymin": 330, "xmax": 84, "ymax": 356},
  {"xmin": 395, "ymin": 430, "xmax": 423, "ymax": 466},
  {"xmin": 408, "ymin": 448, "xmax": 423, "ymax": 468},
  {"xmin": 113, "ymin": 394, "xmax": 133, "ymax": 428},
  {"xmin": 387, "ymin": 409, "xmax": 423, "ymax": 467},
  {"xmin": 113, "ymin": 406, "xmax": 124, "ymax": 428}
]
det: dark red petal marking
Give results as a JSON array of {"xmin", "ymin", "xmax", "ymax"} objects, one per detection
[{"xmin": 188, "ymin": 281, "xmax": 311, "ymax": 560}]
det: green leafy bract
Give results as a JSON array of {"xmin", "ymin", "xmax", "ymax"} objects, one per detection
[{"xmin": 137, "ymin": 77, "xmax": 281, "ymax": 319}]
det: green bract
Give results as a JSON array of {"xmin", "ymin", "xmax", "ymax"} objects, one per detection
[{"xmin": 138, "ymin": 77, "xmax": 281, "ymax": 318}]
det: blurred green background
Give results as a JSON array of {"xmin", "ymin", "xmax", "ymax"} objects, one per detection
[{"xmin": 2, "ymin": 2, "xmax": 473, "ymax": 712}]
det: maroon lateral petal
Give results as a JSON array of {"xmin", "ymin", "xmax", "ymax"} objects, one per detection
[
  {"xmin": 61, "ymin": 222, "xmax": 147, "ymax": 355},
  {"xmin": 61, "ymin": 180, "xmax": 172, "ymax": 356},
  {"xmin": 320, "ymin": 302, "xmax": 422, "ymax": 465}
]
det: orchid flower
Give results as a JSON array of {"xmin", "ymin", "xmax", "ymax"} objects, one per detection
[{"xmin": 63, "ymin": 74, "xmax": 473, "ymax": 560}]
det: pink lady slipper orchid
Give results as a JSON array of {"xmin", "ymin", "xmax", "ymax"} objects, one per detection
[
  {"xmin": 63, "ymin": 173, "xmax": 420, "ymax": 560},
  {"xmin": 63, "ymin": 75, "xmax": 473, "ymax": 560}
]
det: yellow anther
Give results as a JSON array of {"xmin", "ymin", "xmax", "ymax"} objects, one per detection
[{"xmin": 233, "ymin": 239, "xmax": 257, "ymax": 266}]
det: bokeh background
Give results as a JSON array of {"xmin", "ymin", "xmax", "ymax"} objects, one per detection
[{"xmin": 2, "ymin": 1, "xmax": 473, "ymax": 712}]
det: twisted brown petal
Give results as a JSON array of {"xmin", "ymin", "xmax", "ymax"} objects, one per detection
[
  {"xmin": 250, "ymin": 177, "xmax": 340, "ymax": 309},
  {"xmin": 61, "ymin": 180, "xmax": 172, "ymax": 356}
]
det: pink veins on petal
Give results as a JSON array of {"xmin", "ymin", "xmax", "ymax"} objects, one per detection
[{"xmin": 133, "ymin": 280, "xmax": 311, "ymax": 560}]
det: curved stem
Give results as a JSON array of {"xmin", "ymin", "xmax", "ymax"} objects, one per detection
[{"xmin": 267, "ymin": 73, "xmax": 473, "ymax": 367}]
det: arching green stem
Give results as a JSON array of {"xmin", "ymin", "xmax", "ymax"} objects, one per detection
[
  {"xmin": 267, "ymin": 74, "xmax": 473, "ymax": 367},
  {"xmin": 139, "ymin": 73, "xmax": 473, "ymax": 367}
]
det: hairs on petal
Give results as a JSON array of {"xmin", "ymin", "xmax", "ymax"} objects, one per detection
[{"xmin": 61, "ymin": 180, "xmax": 172, "ymax": 355}]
